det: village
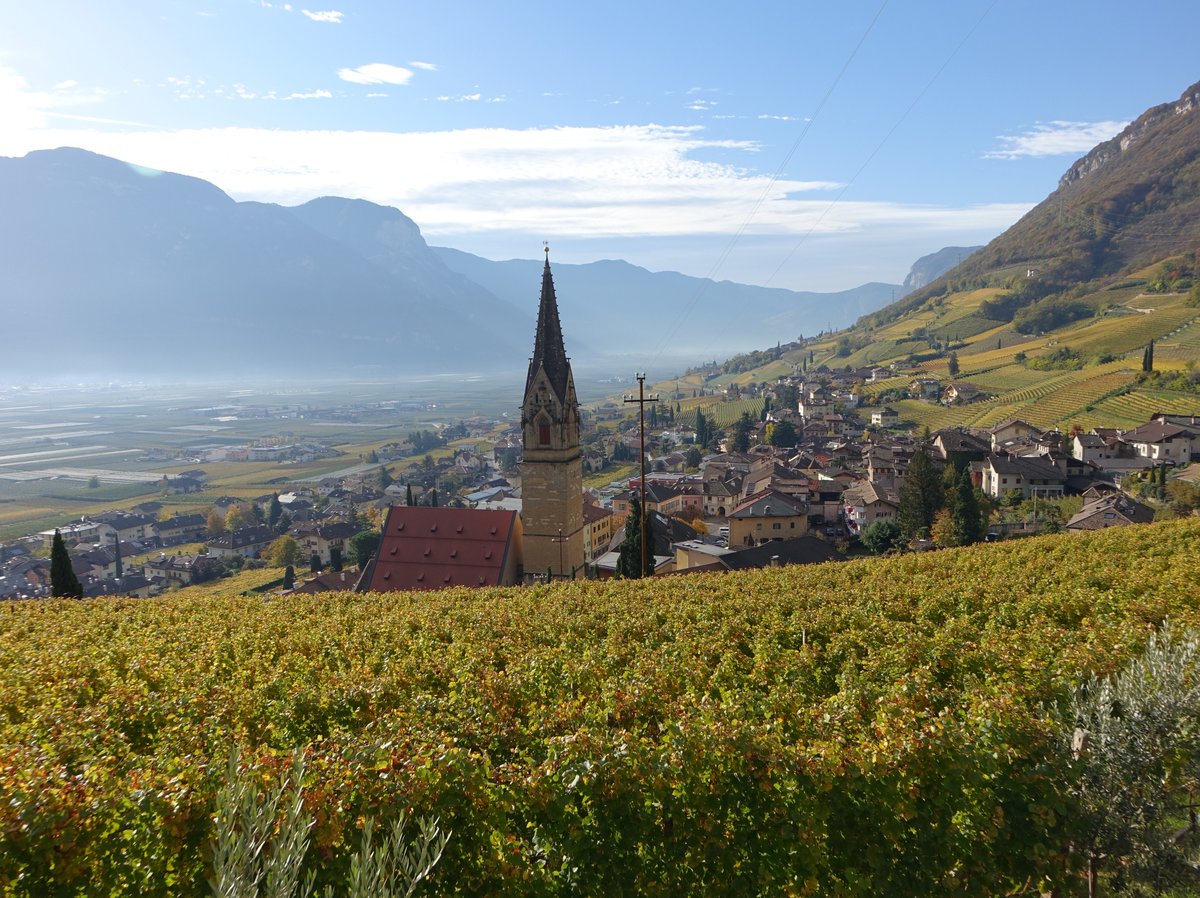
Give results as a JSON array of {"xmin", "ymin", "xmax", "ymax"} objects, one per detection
[{"xmin": 11, "ymin": 255, "xmax": 1200, "ymax": 600}]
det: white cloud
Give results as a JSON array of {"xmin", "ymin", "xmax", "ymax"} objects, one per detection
[
  {"xmin": 301, "ymin": 9, "xmax": 343, "ymax": 23},
  {"xmin": 758, "ymin": 113, "xmax": 799, "ymax": 122},
  {"xmin": 337, "ymin": 63, "xmax": 412, "ymax": 86},
  {"xmin": 409, "ymin": 61, "xmax": 437, "ymax": 71},
  {"xmin": 286, "ymin": 89, "xmax": 332, "ymax": 100},
  {"xmin": 54, "ymin": 80, "xmax": 78, "ymax": 90},
  {"xmin": 366, "ymin": 92, "xmax": 387, "ymax": 98},
  {"xmin": 0, "ymin": 120, "xmax": 1027, "ymax": 248},
  {"xmin": 986, "ymin": 120, "xmax": 1128, "ymax": 159},
  {"xmin": 436, "ymin": 93, "xmax": 481, "ymax": 102}
]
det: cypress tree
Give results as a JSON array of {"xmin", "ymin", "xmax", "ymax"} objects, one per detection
[
  {"xmin": 283, "ymin": 564, "xmax": 295, "ymax": 590},
  {"xmin": 330, "ymin": 547, "xmax": 343, "ymax": 572},
  {"xmin": 616, "ymin": 495, "xmax": 644, "ymax": 578},
  {"xmin": 50, "ymin": 529, "xmax": 82, "ymax": 598},
  {"xmin": 951, "ymin": 468, "xmax": 984, "ymax": 546},
  {"xmin": 310, "ymin": 552, "xmax": 321, "ymax": 573},
  {"xmin": 268, "ymin": 493, "xmax": 282, "ymax": 527},
  {"xmin": 406, "ymin": 483, "xmax": 414, "ymax": 506}
]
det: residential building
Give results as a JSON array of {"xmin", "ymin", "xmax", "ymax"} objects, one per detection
[
  {"xmin": 980, "ymin": 454, "xmax": 1065, "ymax": 500},
  {"xmin": 727, "ymin": 489, "xmax": 809, "ymax": 547},
  {"xmin": 1066, "ymin": 493, "xmax": 1155, "ymax": 531}
]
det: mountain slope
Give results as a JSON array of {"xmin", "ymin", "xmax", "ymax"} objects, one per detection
[
  {"xmin": 863, "ymin": 79, "xmax": 1200, "ymax": 330},
  {"xmin": 682, "ymin": 80, "xmax": 1200, "ymax": 435}
]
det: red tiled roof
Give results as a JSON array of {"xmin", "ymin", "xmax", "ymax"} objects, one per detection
[{"xmin": 365, "ymin": 506, "xmax": 519, "ymax": 592}]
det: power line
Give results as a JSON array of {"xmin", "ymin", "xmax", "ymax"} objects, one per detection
[
  {"xmin": 763, "ymin": 0, "xmax": 1001, "ymax": 289},
  {"xmin": 648, "ymin": 0, "xmax": 892, "ymax": 364}
]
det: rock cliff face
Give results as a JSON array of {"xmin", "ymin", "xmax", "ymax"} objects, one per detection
[
  {"xmin": 901, "ymin": 246, "xmax": 983, "ymax": 293},
  {"xmin": 1059, "ymin": 79, "xmax": 1200, "ymax": 190}
]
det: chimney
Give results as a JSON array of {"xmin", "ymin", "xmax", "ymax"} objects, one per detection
[{"xmin": 770, "ymin": 555, "xmax": 781, "ymax": 567}]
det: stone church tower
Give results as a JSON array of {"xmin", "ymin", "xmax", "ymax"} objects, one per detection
[{"xmin": 521, "ymin": 248, "xmax": 585, "ymax": 579}]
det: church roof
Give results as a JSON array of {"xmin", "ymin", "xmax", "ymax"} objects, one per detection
[
  {"xmin": 363, "ymin": 506, "xmax": 520, "ymax": 592},
  {"xmin": 525, "ymin": 254, "xmax": 572, "ymax": 401}
]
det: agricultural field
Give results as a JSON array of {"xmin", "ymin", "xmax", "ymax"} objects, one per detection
[{"xmin": 3, "ymin": 519, "xmax": 1200, "ymax": 897}]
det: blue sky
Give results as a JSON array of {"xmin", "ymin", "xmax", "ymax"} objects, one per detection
[{"xmin": 2, "ymin": 1, "xmax": 1199, "ymax": 292}]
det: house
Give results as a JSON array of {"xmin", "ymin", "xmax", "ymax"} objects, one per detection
[
  {"xmin": 360, "ymin": 506, "xmax": 523, "ymax": 591},
  {"xmin": 702, "ymin": 476, "xmax": 741, "ymax": 518},
  {"xmin": 932, "ymin": 428, "xmax": 990, "ymax": 467},
  {"xmin": 1072, "ymin": 433, "xmax": 1113, "ymax": 465},
  {"xmin": 156, "ymin": 513, "xmax": 208, "ymax": 545},
  {"xmin": 980, "ymin": 454, "xmax": 1065, "ymax": 500},
  {"xmin": 1066, "ymin": 493, "xmax": 1155, "ymax": 531},
  {"xmin": 36, "ymin": 520, "xmax": 103, "ymax": 548},
  {"xmin": 1121, "ymin": 420, "xmax": 1197, "ymax": 465},
  {"xmin": 582, "ymin": 502, "xmax": 615, "ymax": 563},
  {"xmin": 943, "ymin": 382, "xmax": 984, "ymax": 405},
  {"xmin": 291, "ymin": 520, "xmax": 362, "ymax": 566},
  {"xmin": 143, "ymin": 553, "xmax": 206, "ymax": 586},
  {"xmin": 672, "ymin": 539, "xmax": 736, "ymax": 572},
  {"xmin": 871, "ymin": 407, "xmax": 899, "ymax": 428},
  {"xmin": 91, "ymin": 511, "xmax": 158, "ymax": 543},
  {"xmin": 727, "ymin": 489, "xmax": 809, "ymax": 547},
  {"xmin": 909, "ymin": 377, "xmax": 941, "ymax": 400},
  {"xmin": 206, "ymin": 525, "xmax": 276, "ymax": 559},
  {"xmin": 841, "ymin": 480, "xmax": 900, "ymax": 536},
  {"xmin": 989, "ymin": 420, "xmax": 1042, "ymax": 453}
]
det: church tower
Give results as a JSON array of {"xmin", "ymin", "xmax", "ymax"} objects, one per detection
[{"xmin": 521, "ymin": 247, "xmax": 585, "ymax": 580}]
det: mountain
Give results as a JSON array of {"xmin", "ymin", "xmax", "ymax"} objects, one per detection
[
  {"xmin": 863, "ymin": 79, "xmax": 1200, "ymax": 330},
  {"xmin": 902, "ymin": 246, "xmax": 982, "ymax": 292},
  {"xmin": 0, "ymin": 148, "xmax": 530, "ymax": 379},
  {"xmin": 706, "ymin": 79, "xmax": 1200, "ymax": 436},
  {"xmin": 0, "ymin": 146, "xmax": 928, "ymax": 381},
  {"xmin": 434, "ymin": 247, "xmax": 901, "ymax": 365}
]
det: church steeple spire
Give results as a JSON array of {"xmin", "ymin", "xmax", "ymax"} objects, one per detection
[
  {"xmin": 520, "ymin": 243, "xmax": 583, "ymax": 582},
  {"xmin": 525, "ymin": 245, "xmax": 571, "ymax": 402}
]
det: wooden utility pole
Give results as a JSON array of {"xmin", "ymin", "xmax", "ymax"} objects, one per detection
[{"xmin": 624, "ymin": 372, "xmax": 659, "ymax": 577}]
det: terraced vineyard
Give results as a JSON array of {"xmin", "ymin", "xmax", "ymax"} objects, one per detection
[
  {"xmin": 1085, "ymin": 388, "xmax": 1200, "ymax": 428},
  {"xmin": 4, "ymin": 520, "xmax": 1200, "ymax": 897},
  {"xmin": 1058, "ymin": 304, "xmax": 1197, "ymax": 359},
  {"xmin": 707, "ymin": 397, "xmax": 766, "ymax": 428}
]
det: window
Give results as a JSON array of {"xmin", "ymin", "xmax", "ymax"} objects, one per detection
[
  {"xmin": 538, "ymin": 424, "xmax": 551, "ymax": 446},
  {"xmin": 772, "ymin": 523, "xmax": 781, "ymax": 530}
]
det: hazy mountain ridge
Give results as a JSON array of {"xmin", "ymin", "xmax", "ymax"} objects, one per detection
[
  {"xmin": 0, "ymin": 146, "xmax": 949, "ymax": 380},
  {"xmin": 434, "ymin": 247, "xmax": 904, "ymax": 362}
]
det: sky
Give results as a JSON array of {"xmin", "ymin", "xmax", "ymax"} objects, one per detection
[{"xmin": 2, "ymin": 1, "xmax": 1199, "ymax": 293}]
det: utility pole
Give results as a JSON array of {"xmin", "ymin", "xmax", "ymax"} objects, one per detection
[{"xmin": 624, "ymin": 372, "xmax": 659, "ymax": 577}]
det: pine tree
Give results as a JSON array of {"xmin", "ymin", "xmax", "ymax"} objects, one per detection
[
  {"xmin": 50, "ymin": 529, "xmax": 82, "ymax": 598},
  {"xmin": 616, "ymin": 495, "xmax": 644, "ymax": 578},
  {"xmin": 897, "ymin": 442, "xmax": 944, "ymax": 541}
]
